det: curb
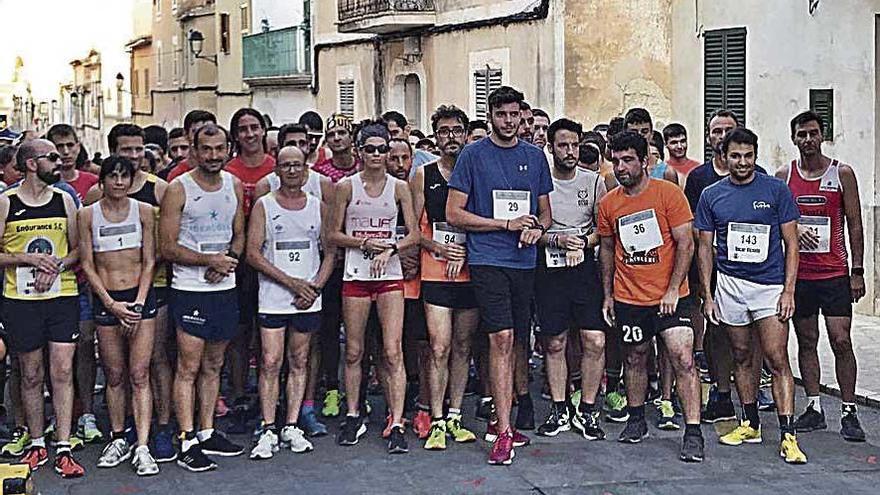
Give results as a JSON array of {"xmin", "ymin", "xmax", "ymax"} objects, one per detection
[{"xmin": 793, "ymin": 376, "xmax": 880, "ymax": 409}]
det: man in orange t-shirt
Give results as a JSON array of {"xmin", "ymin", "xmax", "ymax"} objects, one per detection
[
  {"xmin": 597, "ymin": 130, "xmax": 703, "ymax": 462},
  {"xmin": 662, "ymin": 123, "xmax": 701, "ymax": 179}
]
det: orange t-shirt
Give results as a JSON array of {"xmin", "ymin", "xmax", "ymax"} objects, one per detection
[
  {"xmin": 667, "ymin": 157, "xmax": 701, "ymax": 177},
  {"xmin": 597, "ymin": 178, "xmax": 693, "ymax": 306}
]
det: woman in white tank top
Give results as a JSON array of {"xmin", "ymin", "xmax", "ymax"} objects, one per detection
[
  {"xmin": 77, "ymin": 156, "xmax": 160, "ymax": 473},
  {"xmin": 327, "ymin": 124, "xmax": 420, "ymax": 450},
  {"xmin": 245, "ymin": 145, "xmax": 337, "ymax": 457}
]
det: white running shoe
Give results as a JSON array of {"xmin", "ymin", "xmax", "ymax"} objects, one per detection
[
  {"xmin": 97, "ymin": 438, "xmax": 132, "ymax": 468},
  {"xmin": 250, "ymin": 429, "xmax": 279, "ymax": 460},
  {"xmin": 280, "ymin": 425, "xmax": 314, "ymax": 453},
  {"xmin": 132, "ymin": 445, "xmax": 160, "ymax": 476}
]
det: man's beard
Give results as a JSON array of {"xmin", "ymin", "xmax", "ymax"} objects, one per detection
[
  {"xmin": 37, "ymin": 169, "xmax": 60, "ymax": 185},
  {"xmin": 201, "ymin": 160, "xmax": 225, "ymax": 174}
]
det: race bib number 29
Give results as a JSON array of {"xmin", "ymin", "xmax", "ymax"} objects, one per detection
[{"xmin": 493, "ymin": 190, "xmax": 530, "ymax": 220}]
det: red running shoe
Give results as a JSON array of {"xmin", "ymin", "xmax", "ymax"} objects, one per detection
[
  {"xmin": 487, "ymin": 428, "xmax": 515, "ymax": 465},
  {"xmin": 512, "ymin": 428, "xmax": 531, "ymax": 447},
  {"xmin": 412, "ymin": 410, "xmax": 431, "ymax": 440},
  {"xmin": 382, "ymin": 414, "xmax": 394, "ymax": 439},
  {"xmin": 21, "ymin": 446, "xmax": 48, "ymax": 470},
  {"xmin": 54, "ymin": 451, "xmax": 85, "ymax": 478}
]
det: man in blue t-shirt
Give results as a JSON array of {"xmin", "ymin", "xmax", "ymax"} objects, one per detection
[
  {"xmin": 694, "ymin": 127, "xmax": 807, "ymax": 465},
  {"xmin": 447, "ymin": 86, "xmax": 552, "ymax": 466}
]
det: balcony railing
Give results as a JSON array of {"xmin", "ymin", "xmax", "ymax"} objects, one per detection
[
  {"xmin": 337, "ymin": 0, "xmax": 435, "ymax": 33},
  {"xmin": 242, "ymin": 26, "xmax": 310, "ymax": 82}
]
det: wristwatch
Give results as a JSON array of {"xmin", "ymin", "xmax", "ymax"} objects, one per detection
[
  {"xmin": 131, "ymin": 303, "xmax": 144, "ymax": 313},
  {"xmin": 851, "ymin": 267, "xmax": 865, "ymax": 277}
]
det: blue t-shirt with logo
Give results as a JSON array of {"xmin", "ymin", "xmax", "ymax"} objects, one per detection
[
  {"xmin": 448, "ymin": 138, "xmax": 553, "ymax": 269},
  {"xmin": 694, "ymin": 172, "xmax": 799, "ymax": 285}
]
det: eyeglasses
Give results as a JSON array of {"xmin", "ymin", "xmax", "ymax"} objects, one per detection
[
  {"xmin": 35, "ymin": 152, "xmax": 61, "ymax": 163},
  {"xmin": 360, "ymin": 144, "xmax": 390, "ymax": 154},
  {"xmin": 436, "ymin": 127, "xmax": 465, "ymax": 138},
  {"xmin": 276, "ymin": 162, "xmax": 307, "ymax": 171}
]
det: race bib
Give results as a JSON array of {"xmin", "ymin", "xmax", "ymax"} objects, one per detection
[
  {"xmin": 727, "ymin": 222, "xmax": 770, "ymax": 263},
  {"xmin": 618, "ymin": 209, "xmax": 663, "ymax": 254},
  {"xmin": 198, "ymin": 241, "xmax": 231, "ymax": 281},
  {"xmin": 493, "ymin": 190, "xmax": 530, "ymax": 220},
  {"xmin": 545, "ymin": 228, "xmax": 584, "ymax": 268},
  {"xmin": 432, "ymin": 222, "xmax": 466, "ymax": 260},
  {"xmin": 798, "ymin": 216, "xmax": 830, "ymax": 253},
  {"xmin": 98, "ymin": 223, "xmax": 140, "ymax": 251},
  {"xmin": 346, "ymin": 230, "xmax": 392, "ymax": 279},
  {"xmin": 275, "ymin": 240, "xmax": 313, "ymax": 279},
  {"xmin": 16, "ymin": 266, "xmax": 61, "ymax": 296}
]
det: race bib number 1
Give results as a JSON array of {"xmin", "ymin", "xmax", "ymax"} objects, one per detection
[
  {"xmin": 727, "ymin": 222, "xmax": 770, "ymax": 263},
  {"xmin": 493, "ymin": 190, "xmax": 530, "ymax": 220},
  {"xmin": 618, "ymin": 209, "xmax": 663, "ymax": 254},
  {"xmin": 798, "ymin": 216, "xmax": 830, "ymax": 253},
  {"xmin": 16, "ymin": 266, "xmax": 61, "ymax": 296}
]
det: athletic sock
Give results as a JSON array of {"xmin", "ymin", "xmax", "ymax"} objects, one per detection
[
  {"xmin": 196, "ymin": 428, "xmax": 214, "ymax": 442},
  {"xmin": 552, "ymin": 400, "xmax": 566, "ymax": 413},
  {"xmin": 685, "ymin": 423, "xmax": 702, "ymax": 437},
  {"xmin": 778, "ymin": 415, "xmax": 795, "ymax": 439},
  {"xmin": 742, "ymin": 402, "xmax": 760, "ymax": 428},
  {"xmin": 302, "ymin": 400, "xmax": 315, "ymax": 409},
  {"xmin": 31, "ymin": 436, "xmax": 46, "ymax": 448},
  {"xmin": 807, "ymin": 395, "xmax": 822, "ymax": 413},
  {"xmin": 111, "ymin": 430, "xmax": 127, "ymax": 441},
  {"xmin": 627, "ymin": 404, "xmax": 646, "ymax": 421},
  {"xmin": 447, "ymin": 408, "xmax": 461, "ymax": 417},
  {"xmin": 579, "ymin": 401, "xmax": 595, "ymax": 415},
  {"xmin": 179, "ymin": 431, "xmax": 198, "ymax": 451}
]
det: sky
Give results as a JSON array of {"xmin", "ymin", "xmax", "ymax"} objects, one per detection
[{"xmin": 0, "ymin": 0, "xmax": 137, "ymax": 100}]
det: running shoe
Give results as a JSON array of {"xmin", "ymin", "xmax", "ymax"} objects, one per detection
[
  {"xmin": 568, "ymin": 389, "xmax": 582, "ymax": 412},
  {"xmin": 226, "ymin": 399, "xmax": 250, "ymax": 435},
  {"xmin": 299, "ymin": 407, "xmax": 329, "ymax": 437},
  {"xmin": 604, "ymin": 391, "xmax": 629, "ymax": 423},
  {"xmin": 337, "ymin": 416, "xmax": 366, "ymax": 446},
  {"xmin": 21, "ymin": 445, "xmax": 48, "ymax": 470},
  {"xmin": 540, "ymin": 380, "xmax": 551, "ymax": 401},
  {"xmin": 679, "ymin": 432, "xmax": 705, "ymax": 463},
  {"xmin": 487, "ymin": 429, "xmax": 515, "ymax": 466},
  {"xmin": 76, "ymin": 413, "xmax": 104, "ymax": 444},
  {"xmin": 387, "ymin": 426, "xmax": 408, "ymax": 454},
  {"xmin": 701, "ymin": 394, "xmax": 737, "ymax": 423},
  {"xmin": 514, "ymin": 394, "xmax": 535, "ymax": 431},
  {"xmin": 476, "ymin": 397, "xmax": 493, "ymax": 422},
  {"xmin": 757, "ymin": 388, "xmax": 776, "ymax": 411},
  {"xmin": 43, "ymin": 420, "xmax": 55, "ymax": 442},
  {"xmin": 647, "ymin": 382, "xmax": 661, "ymax": 405},
  {"xmin": 656, "ymin": 400, "xmax": 680, "ymax": 431},
  {"xmin": 719, "ymin": 421, "xmax": 762, "ymax": 446},
  {"xmin": 840, "ymin": 406, "xmax": 867, "ymax": 442},
  {"xmin": 572, "ymin": 407, "xmax": 605, "ymax": 441},
  {"xmin": 280, "ymin": 425, "xmax": 314, "ymax": 453},
  {"xmin": 322, "ymin": 389, "xmax": 341, "ymax": 418},
  {"xmin": 97, "ymin": 438, "xmax": 132, "ymax": 468},
  {"xmin": 1, "ymin": 427, "xmax": 30, "ymax": 458},
  {"xmin": 214, "ymin": 397, "xmax": 230, "ymax": 418},
  {"xmin": 131, "ymin": 445, "xmax": 160, "ymax": 477},
  {"xmin": 445, "ymin": 414, "xmax": 476, "ymax": 443},
  {"xmin": 68, "ymin": 436, "xmax": 84, "ymax": 452},
  {"xmin": 780, "ymin": 432, "xmax": 807, "ymax": 464},
  {"xmin": 199, "ymin": 431, "xmax": 244, "ymax": 457},
  {"xmin": 412, "ymin": 410, "xmax": 432, "ymax": 439},
  {"xmin": 152, "ymin": 427, "xmax": 177, "ymax": 463},
  {"xmin": 536, "ymin": 404, "xmax": 570, "ymax": 437},
  {"xmin": 760, "ymin": 367, "xmax": 773, "ymax": 387},
  {"xmin": 484, "ymin": 422, "xmax": 499, "ymax": 442},
  {"xmin": 485, "ymin": 423, "xmax": 530, "ymax": 447},
  {"xmin": 250, "ymin": 429, "xmax": 279, "ymax": 460},
  {"xmin": 424, "ymin": 420, "xmax": 447, "ymax": 450},
  {"xmin": 793, "ymin": 404, "xmax": 826, "ymax": 432},
  {"xmin": 54, "ymin": 451, "xmax": 85, "ymax": 478},
  {"xmin": 618, "ymin": 419, "xmax": 649, "ymax": 444},
  {"xmin": 694, "ymin": 351, "xmax": 709, "ymax": 375},
  {"xmin": 177, "ymin": 444, "xmax": 217, "ymax": 473}
]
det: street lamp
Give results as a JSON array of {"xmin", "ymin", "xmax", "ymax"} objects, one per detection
[
  {"xmin": 116, "ymin": 72, "xmax": 125, "ymax": 91},
  {"xmin": 188, "ymin": 29, "xmax": 217, "ymax": 65}
]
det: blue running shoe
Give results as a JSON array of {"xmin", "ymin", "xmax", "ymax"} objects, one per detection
[
  {"xmin": 299, "ymin": 406, "xmax": 328, "ymax": 437},
  {"xmin": 152, "ymin": 426, "xmax": 177, "ymax": 463}
]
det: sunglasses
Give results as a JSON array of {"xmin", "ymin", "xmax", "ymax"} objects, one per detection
[
  {"xmin": 35, "ymin": 152, "xmax": 61, "ymax": 163},
  {"xmin": 360, "ymin": 144, "xmax": 390, "ymax": 154}
]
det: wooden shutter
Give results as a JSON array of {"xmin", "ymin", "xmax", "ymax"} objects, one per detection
[
  {"xmin": 473, "ymin": 66, "xmax": 502, "ymax": 121},
  {"xmin": 704, "ymin": 27, "xmax": 747, "ymax": 160},
  {"xmin": 339, "ymin": 80, "xmax": 355, "ymax": 118},
  {"xmin": 809, "ymin": 89, "xmax": 834, "ymax": 141}
]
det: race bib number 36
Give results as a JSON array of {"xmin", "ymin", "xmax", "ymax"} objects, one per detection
[
  {"xmin": 493, "ymin": 190, "xmax": 530, "ymax": 220},
  {"xmin": 727, "ymin": 222, "xmax": 770, "ymax": 263},
  {"xmin": 618, "ymin": 209, "xmax": 663, "ymax": 254}
]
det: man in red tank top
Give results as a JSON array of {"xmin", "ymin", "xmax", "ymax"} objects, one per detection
[
  {"xmin": 777, "ymin": 110, "xmax": 866, "ymax": 442},
  {"xmin": 312, "ymin": 114, "xmax": 360, "ymax": 183}
]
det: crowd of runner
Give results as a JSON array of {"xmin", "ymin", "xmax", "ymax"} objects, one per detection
[{"xmin": 0, "ymin": 84, "xmax": 867, "ymax": 478}]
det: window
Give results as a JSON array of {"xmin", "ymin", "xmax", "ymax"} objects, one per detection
[
  {"xmin": 132, "ymin": 69, "xmax": 140, "ymax": 96},
  {"xmin": 809, "ymin": 89, "xmax": 834, "ymax": 141},
  {"xmin": 155, "ymin": 0, "xmax": 162, "ymax": 19},
  {"xmin": 240, "ymin": 3, "xmax": 250, "ymax": 33},
  {"xmin": 473, "ymin": 66, "xmax": 503, "ymax": 121},
  {"xmin": 703, "ymin": 27, "xmax": 746, "ymax": 160},
  {"xmin": 144, "ymin": 68, "xmax": 150, "ymax": 95},
  {"xmin": 172, "ymin": 35, "xmax": 179, "ymax": 82},
  {"xmin": 171, "ymin": 0, "xmax": 178, "ymax": 12},
  {"xmin": 220, "ymin": 13, "xmax": 230, "ymax": 54},
  {"xmin": 338, "ymin": 80, "xmax": 355, "ymax": 118},
  {"xmin": 155, "ymin": 40, "xmax": 163, "ymax": 85}
]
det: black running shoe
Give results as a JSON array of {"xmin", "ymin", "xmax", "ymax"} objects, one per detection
[
  {"xmin": 337, "ymin": 416, "xmax": 366, "ymax": 446},
  {"xmin": 199, "ymin": 432, "xmax": 244, "ymax": 457},
  {"xmin": 840, "ymin": 408, "xmax": 866, "ymax": 442},
  {"xmin": 701, "ymin": 397, "xmax": 736, "ymax": 423},
  {"xmin": 476, "ymin": 398, "xmax": 493, "ymax": 423},
  {"xmin": 536, "ymin": 404, "xmax": 570, "ymax": 437},
  {"xmin": 514, "ymin": 395, "xmax": 535, "ymax": 431},
  {"xmin": 387, "ymin": 426, "xmax": 408, "ymax": 454},
  {"xmin": 571, "ymin": 408, "xmax": 606, "ymax": 441},
  {"xmin": 679, "ymin": 432, "xmax": 704, "ymax": 463},
  {"xmin": 177, "ymin": 444, "xmax": 217, "ymax": 473},
  {"xmin": 793, "ymin": 405, "xmax": 827, "ymax": 433},
  {"xmin": 618, "ymin": 419, "xmax": 649, "ymax": 444}
]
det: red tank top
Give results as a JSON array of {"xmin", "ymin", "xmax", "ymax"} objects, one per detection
[
  {"xmin": 786, "ymin": 159, "xmax": 848, "ymax": 280},
  {"xmin": 225, "ymin": 154, "xmax": 276, "ymax": 216}
]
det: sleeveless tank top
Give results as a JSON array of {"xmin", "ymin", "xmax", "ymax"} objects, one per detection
[
  {"xmin": 172, "ymin": 171, "xmax": 238, "ymax": 291},
  {"xmin": 129, "ymin": 173, "xmax": 168, "ymax": 287},
  {"xmin": 343, "ymin": 173, "xmax": 403, "ymax": 281},
  {"xmin": 542, "ymin": 168, "xmax": 601, "ymax": 268},
  {"xmin": 650, "ymin": 161, "xmax": 669, "ymax": 180},
  {"xmin": 258, "ymin": 193, "xmax": 322, "ymax": 314},
  {"xmin": 267, "ymin": 170, "xmax": 322, "ymax": 201},
  {"xmin": 786, "ymin": 159, "xmax": 848, "ymax": 280},
  {"xmin": 2, "ymin": 188, "xmax": 77, "ymax": 300},
  {"xmin": 91, "ymin": 198, "xmax": 143, "ymax": 252},
  {"xmin": 419, "ymin": 162, "xmax": 469, "ymax": 283}
]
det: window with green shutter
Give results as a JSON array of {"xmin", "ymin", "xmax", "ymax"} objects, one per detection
[
  {"xmin": 809, "ymin": 89, "xmax": 833, "ymax": 141},
  {"xmin": 704, "ymin": 28, "xmax": 747, "ymax": 161}
]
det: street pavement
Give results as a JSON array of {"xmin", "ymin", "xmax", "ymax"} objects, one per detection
[{"xmin": 28, "ymin": 384, "xmax": 880, "ymax": 494}]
